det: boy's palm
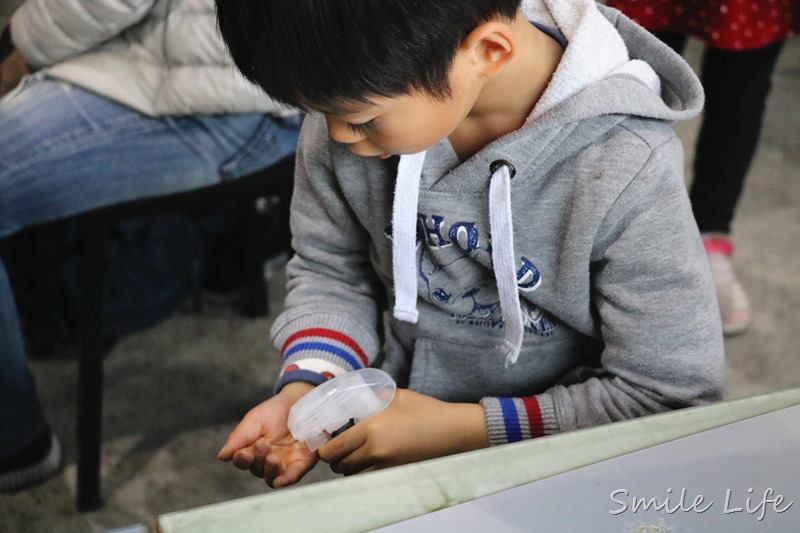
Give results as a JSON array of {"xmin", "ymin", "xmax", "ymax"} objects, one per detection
[
  {"xmin": 218, "ymin": 385, "xmax": 318, "ymax": 488},
  {"xmin": 246, "ymin": 435, "xmax": 317, "ymax": 488}
]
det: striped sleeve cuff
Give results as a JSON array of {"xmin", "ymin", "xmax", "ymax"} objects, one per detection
[
  {"xmin": 480, "ymin": 395, "xmax": 558, "ymax": 446},
  {"xmin": 274, "ymin": 327, "xmax": 370, "ymax": 393}
]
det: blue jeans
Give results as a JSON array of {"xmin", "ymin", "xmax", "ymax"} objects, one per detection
[{"xmin": 0, "ymin": 77, "xmax": 300, "ymax": 457}]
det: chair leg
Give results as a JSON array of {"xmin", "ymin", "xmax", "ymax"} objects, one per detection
[
  {"xmin": 28, "ymin": 223, "xmax": 62, "ymax": 357},
  {"xmin": 76, "ymin": 215, "xmax": 107, "ymax": 512},
  {"xmin": 242, "ymin": 158, "xmax": 295, "ymax": 317},
  {"xmin": 242, "ymin": 198, "xmax": 269, "ymax": 317}
]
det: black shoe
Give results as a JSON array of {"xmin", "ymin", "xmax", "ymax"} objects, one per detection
[{"xmin": 0, "ymin": 429, "xmax": 62, "ymax": 491}]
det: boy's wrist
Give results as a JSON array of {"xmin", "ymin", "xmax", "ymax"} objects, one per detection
[
  {"xmin": 279, "ymin": 381, "xmax": 315, "ymax": 402},
  {"xmin": 448, "ymin": 402, "xmax": 490, "ymax": 452}
]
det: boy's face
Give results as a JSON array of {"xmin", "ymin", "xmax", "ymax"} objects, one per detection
[{"xmin": 322, "ymin": 54, "xmax": 482, "ymax": 158}]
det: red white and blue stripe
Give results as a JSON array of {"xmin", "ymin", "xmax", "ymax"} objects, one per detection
[
  {"xmin": 275, "ymin": 328, "xmax": 369, "ymax": 391},
  {"xmin": 482, "ymin": 396, "xmax": 546, "ymax": 445}
]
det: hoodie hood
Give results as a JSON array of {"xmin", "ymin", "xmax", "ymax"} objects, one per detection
[
  {"xmin": 391, "ymin": 0, "xmax": 703, "ymax": 365},
  {"xmin": 524, "ymin": 0, "xmax": 703, "ymax": 122}
]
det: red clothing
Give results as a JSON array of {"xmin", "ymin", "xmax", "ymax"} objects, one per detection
[{"xmin": 607, "ymin": 0, "xmax": 799, "ymax": 50}]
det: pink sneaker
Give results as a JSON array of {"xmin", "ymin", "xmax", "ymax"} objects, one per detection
[{"xmin": 702, "ymin": 234, "xmax": 751, "ymax": 336}]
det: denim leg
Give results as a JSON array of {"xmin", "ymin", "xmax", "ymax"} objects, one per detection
[
  {"xmin": 0, "ymin": 77, "xmax": 300, "ymax": 455},
  {"xmin": 0, "ymin": 77, "xmax": 300, "ymax": 235},
  {"xmin": 0, "ymin": 259, "xmax": 48, "ymax": 456}
]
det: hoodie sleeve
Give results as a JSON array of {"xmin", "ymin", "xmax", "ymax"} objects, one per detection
[
  {"xmin": 270, "ymin": 114, "xmax": 384, "ymax": 392},
  {"xmin": 481, "ymin": 134, "xmax": 725, "ymax": 445},
  {"xmin": 10, "ymin": 0, "xmax": 157, "ymax": 69}
]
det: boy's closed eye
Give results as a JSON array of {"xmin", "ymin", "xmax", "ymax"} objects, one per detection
[{"xmin": 347, "ymin": 120, "xmax": 377, "ymax": 134}]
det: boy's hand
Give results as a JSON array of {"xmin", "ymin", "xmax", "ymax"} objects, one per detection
[
  {"xmin": 218, "ymin": 381, "xmax": 317, "ymax": 488},
  {"xmin": 0, "ymin": 51, "xmax": 32, "ymax": 96},
  {"xmin": 316, "ymin": 389, "xmax": 489, "ymax": 475}
]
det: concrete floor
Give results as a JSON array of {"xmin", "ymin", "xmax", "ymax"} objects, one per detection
[{"xmin": 1, "ymin": 4, "xmax": 799, "ymax": 532}]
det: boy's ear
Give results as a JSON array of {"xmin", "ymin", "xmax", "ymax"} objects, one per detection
[{"xmin": 460, "ymin": 20, "xmax": 515, "ymax": 78}]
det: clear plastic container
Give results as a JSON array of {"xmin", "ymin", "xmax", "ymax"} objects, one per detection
[{"xmin": 287, "ymin": 368, "xmax": 397, "ymax": 451}]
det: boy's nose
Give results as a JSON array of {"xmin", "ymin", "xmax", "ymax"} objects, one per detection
[{"xmin": 325, "ymin": 115, "xmax": 365, "ymax": 144}]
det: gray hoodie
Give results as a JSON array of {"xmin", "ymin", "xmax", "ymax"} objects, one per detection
[{"xmin": 271, "ymin": 0, "xmax": 725, "ymax": 446}]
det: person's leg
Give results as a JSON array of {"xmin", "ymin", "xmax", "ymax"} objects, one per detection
[
  {"xmin": 689, "ymin": 40, "xmax": 785, "ymax": 335},
  {"xmin": 0, "ymin": 78, "xmax": 299, "ymax": 236},
  {"xmin": 0, "ymin": 256, "xmax": 60, "ymax": 491},
  {"xmin": 0, "ymin": 76, "xmax": 299, "ymax": 486},
  {"xmin": 0, "ymin": 259, "xmax": 48, "ymax": 452},
  {"xmin": 690, "ymin": 40, "xmax": 785, "ymax": 233}
]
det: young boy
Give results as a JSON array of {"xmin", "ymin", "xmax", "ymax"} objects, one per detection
[{"xmin": 215, "ymin": 0, "xmax": 725, "ymax": 488}]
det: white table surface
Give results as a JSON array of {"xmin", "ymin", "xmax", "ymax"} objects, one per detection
[
  {"xmin": 158, "ymin": 388, "xmax": 800, "ymax": 533},
  {"xmin": 378, "ymin": 404, "xmax": 800, "ymax": 532}
]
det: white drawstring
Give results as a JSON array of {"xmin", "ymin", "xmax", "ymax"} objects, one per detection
[
  {"xmin": 391, "ymin": 154, "xmax": 524, "ymax": 366},
  {"xmin": 489, "ymin": 162, "xmax": 524, "ymax": 366},
  {"xmin": 392, "ymin": 151, "xmax": 427, "ymax": 323}
]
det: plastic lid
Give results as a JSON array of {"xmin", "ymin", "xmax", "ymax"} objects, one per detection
[{"xmin": 288, "ymin": 368, "xmax": 396, "ymax": 451}]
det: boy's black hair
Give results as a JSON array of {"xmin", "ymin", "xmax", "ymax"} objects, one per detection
[{"xmin": 216, "ymin": 0, "xmax": 521, "ymax": 112}]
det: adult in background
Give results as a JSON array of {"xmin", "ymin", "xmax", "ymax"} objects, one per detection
[
  {"xmin": 607, "ymin": 0, "xmax": 798, "ymax": 335},
  {"xmin": 0, "ymin": 0, "xmax": 300, "ymax": 491}
]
